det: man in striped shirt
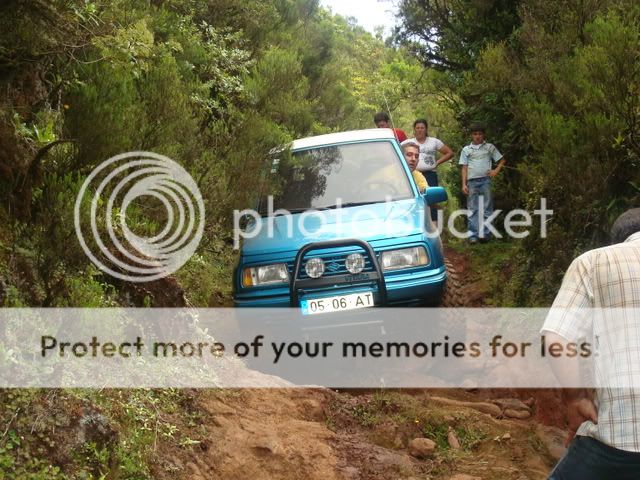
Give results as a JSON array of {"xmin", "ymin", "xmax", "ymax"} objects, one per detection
[{"xmin": 542, "ymin": 208, "xmax": 640, "ymax": 479}]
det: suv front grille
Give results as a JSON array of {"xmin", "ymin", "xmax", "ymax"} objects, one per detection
[{"xmin": 288, "ymin": 250, "xmax": 376, "ymax": 280}]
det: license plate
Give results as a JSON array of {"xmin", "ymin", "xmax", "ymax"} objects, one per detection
[{"xmin": 300, "ymin": 292, "xmax": 374, "ymax": 315}]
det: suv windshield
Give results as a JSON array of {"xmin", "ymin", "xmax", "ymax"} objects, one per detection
[{"xmin": 259, "ymin": 141, "xmax": 413, "ymax": 214}]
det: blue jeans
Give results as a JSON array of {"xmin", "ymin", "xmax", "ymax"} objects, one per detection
[
  {"xmin": 467, "ymin": 176, "xmax": 493, "ymax": 240},
  {"xmin": 422, "ymin": 171, "xmax": 438, "ymax": 222},
  {"xmin": 549, "ymin": 436, "xmax": 640, "ymax": 480}
]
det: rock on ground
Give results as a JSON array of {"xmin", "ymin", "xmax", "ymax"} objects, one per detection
[{"xmin": 408, "ymin": 438, "xmax": 436, "ymax": 458}]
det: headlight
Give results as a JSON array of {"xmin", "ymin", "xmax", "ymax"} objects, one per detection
[
  {"xmin": 305, "ymin": 257, "xmax": 325, "ymax": 278},
  {"xmin": 381, "ymin": 247, "xmax": 429, "ymax": 271},
  {"xmin": 345, "ymin": 253, "xmax": 365, "ymax": 274},
  {"xmin": 242, "ymin": 263, "xmax": 289, "ymax": 287}
]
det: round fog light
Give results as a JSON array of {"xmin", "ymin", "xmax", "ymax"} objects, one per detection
[
  {"xmin": 305, "ymin": 258, "xmax": 325, "ymax": 278},
  {"xmin": 345, "ymin": 253, "xmax": 365, "ymax": 274}
]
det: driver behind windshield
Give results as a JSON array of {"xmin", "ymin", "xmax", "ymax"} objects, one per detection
[{"xmin": 401, "ymin": 142, "xmax": 428, "ymax": 192}]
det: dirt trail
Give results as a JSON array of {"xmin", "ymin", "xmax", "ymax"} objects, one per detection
[
  {"xmin": 444, "ymin": 245, "xmax": 569, "ymax": 429},
  {"xmin": 148, "ymin": 247, "xmax": 567, "ymax": 479},
  {"xmin": 169, "ymin": 389, "xmax": 340, "ymax": 480},
  {"xmin": 153, "ymin": 386, "xmax": 563, "ymax": 480}
]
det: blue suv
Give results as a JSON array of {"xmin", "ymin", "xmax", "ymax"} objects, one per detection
[{"xmin": 233, "ymin": 129, "xmax": 461, "ymax": 312}]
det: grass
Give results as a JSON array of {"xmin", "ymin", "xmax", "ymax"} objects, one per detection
[
  {"xmin": 454, "ymin": 425, "xmax": 487, "ymax": 450},
  {"xmin": 337, "ymin": 390, "xmax": 489, "ymax": 457},
  {"xmin": 421, "ymin": 417, "xmax": 486, "ymax": 452},
  {"xmin": 351, "ymin": 402, "xmax": 382, "ymax": 427},
  {"xmin": 446, "ymin": 236, "xmax": 518, "ymax": 306},
  {"xmin": 0, "ymin": 389, "xmax": 207, "ymax": 479},
  {"xmin": 421, "ymin": 422, "xmax": 450, "ymax": 450},
  {"xmin": 0, "ymin": 390, "xmax": 69, "ymax": 480},
  {"xmin": 175, "ymin": 246, "xmax": 237, "ymax": 307}
]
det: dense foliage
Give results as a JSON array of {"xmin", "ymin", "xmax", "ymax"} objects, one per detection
[{"xmin": 396, "ymin": 0, "xmax": 640, "ymax": 304}]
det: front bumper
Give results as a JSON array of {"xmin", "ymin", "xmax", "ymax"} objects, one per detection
[{"xmin": 233, "ymin": 264, "xmax": 446, "ymax": 308}]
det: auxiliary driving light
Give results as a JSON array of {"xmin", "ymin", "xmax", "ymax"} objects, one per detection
[
  {"xmin": 305, "ymin": 257, "xmax": 325, "ymax": 278},
  {"xmin": 345, "ymin": 253, "xmax": 365, "ymax": 274}
]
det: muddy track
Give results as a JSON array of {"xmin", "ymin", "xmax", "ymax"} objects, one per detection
[
  {"xmin": 442, "ymin": 244, "xmax": 569, "ymax": 429},
  {"xmin": 151, "ymin": 386, "xmax": 563, "ymax": 480},
  {"xmin": 144, "ymin": 246, "xmax": 567, "ymax": 479}
]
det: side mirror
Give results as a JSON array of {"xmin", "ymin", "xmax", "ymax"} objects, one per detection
[
  {"xmin": 239, "ymin": 213, "xmax": 257, "ymax": 231},
  {"xmin": 423, "ymin": 186, "xmax": 448, "ymax": 205}
]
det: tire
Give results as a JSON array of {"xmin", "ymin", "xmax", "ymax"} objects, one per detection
[{"xmin": 440, "ymin": 259, "xmax": 467, "ymax": 307}]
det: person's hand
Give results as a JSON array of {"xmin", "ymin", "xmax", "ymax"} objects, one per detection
[
  {"xmin": 565, "ymin": 398, "xmax": 598, "ymax": 447},
  {"xmin": 462, "ymin": 184, "xmax": 469, "ymax": 195},
  {"xmin": 487, "ymin": 168, "xmax": 499, "ymax": 178}
]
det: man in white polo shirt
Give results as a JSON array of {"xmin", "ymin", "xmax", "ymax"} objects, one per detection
[{"xmin": 459, "ymin": 122, "xmax": 506, "ymax": 243}]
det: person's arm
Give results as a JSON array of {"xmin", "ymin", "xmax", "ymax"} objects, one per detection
[
  {"xmin": 542, "ymin": 255, "xmax": 597, "ymax": 446},
  {"xmin": 461, "ymin": 165, "xmax": 469, "ymax": 195},
  {"xmin": 488, "ymin": 145, "xmax": 505, "ymax": 177},
  {"xmin": 459, "ymin": 148, "xmax": 469, "ymax": 195},
  {"xmin": 436, "ymin": 144, "xmax": 454, "ymax": 166},
  {"xmin": 565, "ymin": 396, "xmax": 598, "ymax": 446},
  {"xmin": 488, "ymin": 157, "xmax": 506, "ymax": 177},
  {"xmin": 545, "ymin": 331, "xmax": 598, "ymax": 446}
]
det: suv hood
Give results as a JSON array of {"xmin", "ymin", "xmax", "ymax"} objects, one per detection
[{"xmin": 240, "ymin": 199, "xmax": 426, "ymax": 256}]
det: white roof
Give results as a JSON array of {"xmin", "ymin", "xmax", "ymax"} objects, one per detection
[{"xmin": 291, "ymin": 128, "xmax": 396, "ymax": 151}]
